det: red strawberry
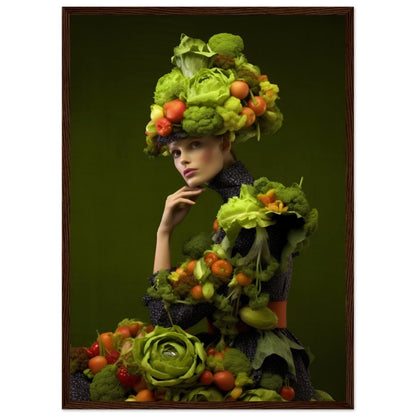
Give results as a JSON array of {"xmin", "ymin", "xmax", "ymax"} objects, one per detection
[
  {"xmin": 86, "ymin": 342, "xmax": 99, "ymax": 358},
  {"xmin": 117, "ymin": 366, "xmax": 140, "ymax": 388},
  {"xmin": 105, "ymin": 350, "xmax": 120, "ymax": 364}
]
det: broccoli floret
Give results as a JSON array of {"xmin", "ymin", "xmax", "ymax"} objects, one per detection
[
  {"xmin": 182, "ymin": 106, "xmax": 224, "ymax": 137},
  {"xmin": 182, "ymin": 232, "xmax": 213, "ymax": 259},
  {"xmin": 89, "ymin": 364, "xmax": 130, "ymax": 402},
  {"xmin": 208, "ymin": 33, "xmax": 244, "ymax": 58},
  {"xmin": 216, "ymin": 96, "xmax": 247, "ymax": 134},
  {"xmin": 70, "ymin": 347, "xmax": 90, "ymax": 374}
]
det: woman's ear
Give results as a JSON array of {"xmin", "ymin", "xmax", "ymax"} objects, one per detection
[{"xmin": 221, "ymin": 135, "xmax": 232, "ymax": 152}]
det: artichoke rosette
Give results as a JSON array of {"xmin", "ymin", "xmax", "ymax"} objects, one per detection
[{"xmin": 132, "ymin": 325, "xmax": 206, "ymax": 388}]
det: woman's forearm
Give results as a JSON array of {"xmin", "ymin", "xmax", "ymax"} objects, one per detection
[{"xmin": 153, "ymin": 228, "xmax": 172, "ymax": 273}]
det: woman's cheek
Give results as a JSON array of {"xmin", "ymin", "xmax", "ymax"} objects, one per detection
[{"xmin": 199, "ymin": 147, "xmax": 214, "ymax": 163}]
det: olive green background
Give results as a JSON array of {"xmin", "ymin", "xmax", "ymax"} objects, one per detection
[{"xmin": 69, "ymin": 14, "xmax": 346, "ymax": 401}]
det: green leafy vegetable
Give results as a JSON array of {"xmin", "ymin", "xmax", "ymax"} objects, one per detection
[
  {"xmin": 184, "ymin": 386, "xmax": 224, "ymax": 401},
  {"xmin": 132, "ymin": 325, "xmax": 206, "ymax": 388},
  {"xmin": 253, "ymin": 331, "xmax": 305, "ymax": 377},
  {"xmin": 171, "ymin": 33, "xmax": 218, "ymax": 78},
  {"xmin": 259, "ymin": 371, "xmax": 284, "ymax": 391},
  {"xmin": 240, "ymin": 388, "xmax": 285, "ymax": 401},
  {"xmin": 153, "ymin": 67, "xmax": 188, "ymax": 106},
  {"xmin": 186, "ymin": 68, "xmax": 235, "ymax": 107},
  {"xmin": 223, "ymin": 348, "xmax": 252, "ymax": 376}
]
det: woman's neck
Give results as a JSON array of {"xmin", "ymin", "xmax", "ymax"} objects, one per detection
[{"xmin": 207, "ymin": 161, "xmax": 254, "ymax": 203}]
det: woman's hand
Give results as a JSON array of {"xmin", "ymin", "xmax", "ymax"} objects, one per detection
[{"xmin": 158, "ymin": 186, "xmax": 205, "ymax": 235}]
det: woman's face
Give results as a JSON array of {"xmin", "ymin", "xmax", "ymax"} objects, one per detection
[{"xmin": 168, "ymin": 136, "xmax": 232, "ymax": 187}]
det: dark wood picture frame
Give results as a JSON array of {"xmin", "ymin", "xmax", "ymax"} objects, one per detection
[{"xmin": 62, "ymin": 6, "xmax": 353, "ymax": 409}]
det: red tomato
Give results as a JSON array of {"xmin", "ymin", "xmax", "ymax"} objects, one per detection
[
  {"xmin": 257, "ymin": 74, "xmax": 269, "ymax": 82},
  {"xmin": 211, "ymin": 259, "xmax": 233, "ymax": 278},
  {"xmin": 199, "ymin": 370, "xmax": 214, "ymax": 385},
  {"xmin": 129, "ymin": 323, "xmax": 141, "ymax": 338},
  {"xmin": 88, "ymin": 356, "xmax": 108, "ymax": 374},
  {"xmin": 230, "ymin": 81, "xmax": 249, "ymax": 99},
  {"xmin": 213, "ymin": 370, "xmax": 235, "ymax": 391},
  {"xmin": 280, "ymin": 386, "xmax": 295, "ymax": 401},
  {"xmin": 97, "ymin": 332, "xmax": 113, "ymax": 353},
  {"xmin": 191, "ymin": 285, "xmax": 204, "ymax": 300},
  {"xmin": 145, "ymin": 325, "xmax": 155, "ymax": 333},
  {"xmin": 213, "ymin": 218, "xmax": 219, "ymax": 232},
  {"xmin": 135, "ymin": 389, "xmax": 155, "ymax": 401},
  {"xmin": 248, "ymin": 96, "xmax": 267, "ymax": 116},
  {"xmin": 164, "ymin": 99, "xmax": 187, "ymax": 123},
  {"xmin": 115, "ymin": 326, "xmax": 131, "ymax": 339},
  {"xmin": 155, "ymin": 117, "xmax": 172, "ymax": 137},
  {"xmin": 186, "ymin": 260, "xmax": 197, "ymax": 274},
  {"xmin": 133, "ymin": 377, "xmax": 148, "ymax": 393},
  {"xmin": 204, "ymin": 252, "xmax": 219, "ymax": 266},
  {"xmin": 214, "ymin": 352, "xmax": 224, "ymax": 359},
  {"xmin": 240, "ymin": 107, "xmax": 256, "ymax": 127},
  {"xmin": 236, "ymin": 273, "xmax": 253, "ymax": 286},
  {"xmin": 206, "ymin": 347, "xmax": 216, "ymax": 356}
]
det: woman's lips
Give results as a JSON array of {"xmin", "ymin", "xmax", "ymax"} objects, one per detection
[{"xmin": 183, "ymin": 168, "xmax": 197, "ymax": 178}]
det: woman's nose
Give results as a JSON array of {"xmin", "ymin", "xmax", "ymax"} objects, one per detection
[{"xmin": 180, "ymin": 151, "xmax": 190, "ymax": 165}]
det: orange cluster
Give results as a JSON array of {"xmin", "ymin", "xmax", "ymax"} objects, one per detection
[{"xmin": 257, "ymin": 189, "xmax": 289, "ymax": 213}]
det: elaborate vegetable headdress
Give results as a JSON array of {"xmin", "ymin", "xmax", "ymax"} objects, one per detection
[{"xmin": 144, "ymin": 33, "xmax": 283, "ymax": 157}]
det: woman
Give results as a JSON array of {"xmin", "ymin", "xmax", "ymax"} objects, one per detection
[
  {"xmin": 142, "ymin": 32, "xmax": 324, "ymax": 401},
  {"xmin": 144, "ymin": 133, "xmax": 317, "ymax": 400}
]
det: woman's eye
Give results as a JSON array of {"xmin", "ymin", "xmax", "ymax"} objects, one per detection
[
  {"xmin": 171, "ymin": 150, "xmax": 180, "ymax": 158},
  {"xmin": 191, "ymin": 141, "xmax": 202, "ymax": 149}
]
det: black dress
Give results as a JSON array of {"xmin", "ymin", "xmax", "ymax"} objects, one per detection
[{"xmin": 143, "ymin": 161, "xmax": 317, "ymax": 401}]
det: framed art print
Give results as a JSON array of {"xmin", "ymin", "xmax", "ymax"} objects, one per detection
[{"xmin": 63, "ymin": 7, "xmax": 353, "ymax": 409}]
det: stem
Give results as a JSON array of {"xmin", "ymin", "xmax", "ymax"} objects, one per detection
[
  {"xmin": 249, "ymin": 89, "xmax": 258, "ymax": 105},
  {"xmin": 256, "ymin": 121, "xmax": 261, "ymax": 141},
  {"xmin": 299, "ymin": 176, "xmax": 304, "ymax": 188},
  {"xmin": 164, "ymin": 305, "xmax": 174, "ymax": 327}
]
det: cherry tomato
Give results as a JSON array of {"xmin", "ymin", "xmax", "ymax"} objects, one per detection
[
  {"xmin": 240, "ymin": 107, "xmax": 256, "ymax": 127},
  {"xmin": 135, "ymin": 389, "xmax": 155, "ymax": 401},
  {"xmin": 213, "ymin": 370, "xmax": 235, "ymax": 391},
  {"xmin": 230, "ymin": 81, "xmax": 249, "ymax": 99},
  {"xmin": 213, "ymin": 218, "xmax": 219, "ymax": 232},
  {"xmin": 206, "ymin": 347, "xmax": 216, "ymax": 356},
  {"xmin": 211, "ymin": 259, "xmax": 233, "ymax": 278},
  {"xmin": 115, "ymin": 326, "xmax": 131, "ymax": 339},
  {"xmin": 257, "ymin": 74, "xmax": 269, "ymax": 82},
  {"xmin": 248, "ymin": 96, "xmax": 267, "ymax": 116},
  {"xmin": 199, "ymin": 370, "xmax": 214, "ymax": 385},
  {"xmin": 155, "ymin": 117, "xmax": 172, "ymax": 137},
  {"xmin": 204, "ymin": 252, "xmax": 219, "ymax": 266},
  {"xmin": 164, "ymin": 99, "xmax": 186, "ymax": 123},
  {"xmin": 133, "ymin": 377, "xmax": 148, "ymax": 393},
  {"xmin": 97, "ymin": 332, "xmax": 113, "ymax": 353},
  {"xmin": 145, "ymin": 325, "xmax": 155, "ymax": 333},
  {"xmin": 236, "ymin": 273, "xmax": 253, "ymax": 286},
  {"xmin": 88, "ymin": 356, "xmax": 108, "ymax": 374},
  {"xmin": 191, "ymin": 285, "xmax": 204, "ymax": 300},
  {"xmin": 186, "ymin": 259, "xmax": 197, "ymax": 274},
  {"xmin": 128, "ymin": 323, "xmax": 141, "ymax": 338},
  {"xmin": 280, "ymin": 386, "xmax": 295, "ymax": 401},
  {"xmin": 214, "ymin": 352, "xmax": 224, "ymax": 359}
]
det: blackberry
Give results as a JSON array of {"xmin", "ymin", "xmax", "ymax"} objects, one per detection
[{"xmin": 70, "ymin": 372, "xmax": 91, "ymax": 401}]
